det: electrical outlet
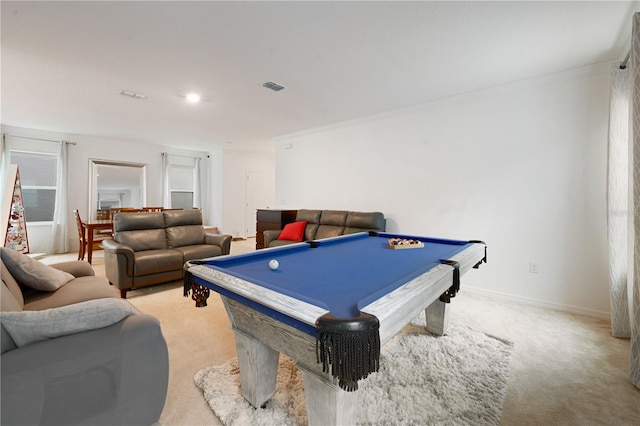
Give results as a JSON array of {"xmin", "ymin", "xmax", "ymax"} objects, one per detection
[{"xmin": 529, "ymin": 262, "xmax": 539, "ymax": 274}]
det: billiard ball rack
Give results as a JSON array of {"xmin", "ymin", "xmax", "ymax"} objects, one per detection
[{"xmin": 387, "ymin": 237, "xmax": 424, "ymax": 249}]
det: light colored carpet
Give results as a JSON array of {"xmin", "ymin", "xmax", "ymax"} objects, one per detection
[
  {"xmin": 42, "ymin": 240, "xmax": 640, "ymax": 425},
  {"xmin": 194, "ymin": 317, "xmax": 513, "ymax": 426}
]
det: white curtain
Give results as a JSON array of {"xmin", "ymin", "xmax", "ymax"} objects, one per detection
[
  {"xmin": 161, "ymin": 152, "xmax": 171, "ymax": 208},
  {"xmin": 628, "ymin": 11, "xmax": 640, "ymax": 388},
  {"xmin": 50, "ymin": 141, "xmax": 69, "ymax": 254},
  {"xmin": 0, "ymin": 134, "xmax": 10, "ymax": 193},
  {"xmin": 608, "ymin": 63, "xmax": 630, "ymax": 338},
  {"xmin": 607, "ymin": 13, "xmax": 640, "ymax": 388},
  {"xmin": 194, "ymin": 157, "xmax": 202, "ymax": 209},
  {"xmin": 199, "ymin": 155, "xmax": 212, "ymax": 223},
  {"xmin": 610, "ymin": 11, "xmax": 640, "ymax": 390}
]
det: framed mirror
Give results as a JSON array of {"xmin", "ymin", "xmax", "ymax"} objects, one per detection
[{"xmin": 88, "ymin": 159, "xmax": 147, "ymax": 220}]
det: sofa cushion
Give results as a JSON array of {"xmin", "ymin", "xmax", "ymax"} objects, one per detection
[
  {"xmin": 116, "ymin": 229, "xmax": 167, "ymax": 252},
  {"xmin": 296, "ymin": 210, "xmax": 321, "ymax": 240},
  {"xmin": 319, "ymin": 210, "xmax": 349, "ymax": 226},
  {"xmin": 1, "ymin": 282, "xmax": 22, "ymax": 313},
  {"xmin": 345, "ymin": 211, "xmax": 385, "ymax": 229},
  {"xmin": 166, "ymin": 225, "xmax": 205, "ymax": 248},
  {"xmin": 0, "ymin": 299, "xmax": 138, "ymax": 347},
  {"xmin": 312, "ymin": 210, "xmax": 346, "ymax": 240},
  {"xmin": 315, "ymin": 225, "xmax": 346, "ymax": 240},
  {"xmin": 114, "ymin": 212, "xmax": 165, "ymax": 232},
  {"xmin": 133, "ymin": 250, "xmax": 184, "ymax": 276},
  {"xmin": 1, "ymin": 283, "xmax": 20, "ymax": 351},
  {"xmin": 296, "ymin": 209, "xmax": 321, "ymax": 223},
  {"xmin": 49, "ymin": 261, "xmax": 96, "ymax": 278},
  {"xmin": 164, "ymin": 209, "xmax": 202, "ymax": 227},
  {"xmin": 344, "ymin": 211, "xmax": 386, "ymax": 235},
  {"xmin": 0, "ymin": 248, "xmax": 74, "ymax": 292},
  {"xmin": 1, "ymin": 325, "xmax": 17, "ymax": 353},
  {"xmin": 175, "ymin": 245, "xmax": 223, "ymax": 262},
  {"xmin": 278, "ymin": 221, "xmax": 307, "ymax": 242},
  {"xmin": 114, "ymin": 212, "xmax": 168, "ymax": 251},
  {"xmin": 1, "ymin": 259, "xmax": 24, "ymax": 308},
  {"xmin": 22, "ymin": 276, "xmax": 119, "ymax": 311},
  {"xmin": 268, "ymin": 239, "xmax": 298, "ymax": 248}
]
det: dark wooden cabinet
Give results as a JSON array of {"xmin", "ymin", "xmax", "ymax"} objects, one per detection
[{"xmin": 256, "ymin": 209, "xmax": 297, "ymax": 249}]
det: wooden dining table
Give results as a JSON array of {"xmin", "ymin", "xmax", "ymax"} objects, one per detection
[{"xmin": 82, "ymin": 219, "xmax": 113, "ymax": 264}]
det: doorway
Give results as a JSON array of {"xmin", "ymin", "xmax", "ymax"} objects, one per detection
[{"xmin": 245, "ymin": 171, "xmax": 274, "ymax": 238}]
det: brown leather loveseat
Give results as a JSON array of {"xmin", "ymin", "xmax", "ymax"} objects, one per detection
[
  {"xmin": 263, "ymin": 209, "xmax": 386, "ymax": 248},
  {"xmin": 103, "ymin": 209, "xmax": 231, "ymax": 298}
]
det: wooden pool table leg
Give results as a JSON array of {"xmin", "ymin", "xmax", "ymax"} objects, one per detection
[
  {"xmin": 425, "ymin": 298, "xmax": 450, "ymax": 335},
  {"xmin": 234, "ymin": 330, "xmax": 280, "ymax": 408},
  {"xmin": 298, "ymin": 365, "xmax": 358, "ymax": 426}
]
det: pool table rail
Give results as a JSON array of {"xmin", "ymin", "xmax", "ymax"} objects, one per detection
[
  {"xmin": 362, "ymin": 241, "xmax": 485, "ymax": 342},
  {"xmin": 362, "ymin": 264, "xmax": 455, "ymax": 343},
  {"xmin": 189, "ymin": 265, "xmax": 329, "ymax": 327},
  {"xmin": 449, "ymin": 241, "xmax": 487, "ymax": 274}
]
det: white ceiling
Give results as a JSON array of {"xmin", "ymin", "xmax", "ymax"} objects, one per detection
[{"xmin": 1, "ymin": 1, "xmax": 638, "ymax": 153}]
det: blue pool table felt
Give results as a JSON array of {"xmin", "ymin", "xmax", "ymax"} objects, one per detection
[{"xmin": 200, "ymin": 233, "xmax": 471, "ymax": 319}]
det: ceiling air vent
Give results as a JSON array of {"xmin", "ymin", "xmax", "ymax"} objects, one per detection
[
  {"xmin": 120, "ymin": 90, "xmax": 146, "ymax": 100},
  {"xmin": 262, "ymin": 81, "xmax": 285, "ymax": 92}
]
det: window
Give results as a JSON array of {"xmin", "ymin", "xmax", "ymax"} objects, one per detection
[
  {"xmin": 10, "ymin": 151, "xmax": 57, "ymax": 222},
  {"xmin": 169, "ymin": 164, "xmax": 195, "ymax": 210},
  {"xmin": 163, "ymin": 153, "xmax": 200, "ymax": 211}
]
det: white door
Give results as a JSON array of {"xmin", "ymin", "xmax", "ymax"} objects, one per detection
[{"xmin": 246, "ymin": 171, "xmax": 274, "ymax": 238}]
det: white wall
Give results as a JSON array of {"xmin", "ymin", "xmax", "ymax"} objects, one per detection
[
  {"xmin": 222, "ymin": 150, "xmax": 275, "ymax": 239},
  {"xmin": 275, "ymin": 63, "xmax": 612, "ymax": 318},
  {"xmin": 2, "ymin": 125, "xmax": 223, "ymax": 252}
]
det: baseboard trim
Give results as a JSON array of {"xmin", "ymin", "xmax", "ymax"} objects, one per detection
[{"xmin": 463, "ymin": 286, "xmax": 611, "ymax": 321}]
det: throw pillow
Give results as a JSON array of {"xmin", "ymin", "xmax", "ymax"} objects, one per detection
[
  {"xmin": 277, "ymin": 221, "xmax": 307, "ymax": 242},
  {"xmin": 0, "ymin": 247, "xmax": 75, "ymax": 292},
  {"xmin": 0, "ymin": 299, "xmax": 139, "ymax": 347}
]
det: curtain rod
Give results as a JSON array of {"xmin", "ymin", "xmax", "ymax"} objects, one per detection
[
  {"xmin": 162, "ymin": 152, "xmax": 202, "ymax": 159},
  {"xmin": 620, "ymin": 49, "xmax": 631, "ymax": 69},
  {"xmin": 7, "ymin": 134, "xmax": 76, "ymax": 145}
]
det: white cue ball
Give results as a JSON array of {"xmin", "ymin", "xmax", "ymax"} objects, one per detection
[{"xmin": 268, "ymin": 259, "xmax": 279, "ymax": 270}]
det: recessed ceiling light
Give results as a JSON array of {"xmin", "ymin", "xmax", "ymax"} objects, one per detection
[{"xmin": 186, "ymin": 93, "xmax": 201, "ymax": 103}]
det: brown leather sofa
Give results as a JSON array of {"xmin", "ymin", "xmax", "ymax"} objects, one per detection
[
  {"xmin": 1, "ymin": 251, "xmax": 169, "ymax": 425},
  {"xmin": 103, "ymin": 209, "xmax": 232, "ymax": 298},
  {"xmin": 263, "ymin": 209, "xmax": 386, "ymax": 248}
]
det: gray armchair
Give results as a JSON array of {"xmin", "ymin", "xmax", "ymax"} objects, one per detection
[
  {"xmin": 1, "ymin": 253, "xmax": 169, "ymax": 425},
  {"xmin": 1, "ymin": 313, "xmax": 169, "ymax": 425}
]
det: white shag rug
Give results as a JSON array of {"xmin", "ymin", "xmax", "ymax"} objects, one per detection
[{"xmin": 194, "ymin": 317, "xmax": 513, "ymax": 426}]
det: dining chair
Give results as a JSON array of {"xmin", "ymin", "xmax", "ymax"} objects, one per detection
[
  {"xmin": 96, "ymin": 210, "xmax": 110, "ymax": 220},
  {"xmin": 73, "ymin": 209, "xmax": 110, "ymax": 261}
]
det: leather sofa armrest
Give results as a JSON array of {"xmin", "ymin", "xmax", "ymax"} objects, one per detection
[
  {"xmin": 49, "ymin": 261, "xmax": 95, "ymax": 278},
  {"xmin": 205, "ymin": 234, "xmax": 232, "ymax": 255},
  {"xmin": 102, "ymin": 239, "xmax": 135, "ymax": 276},
  {"xmin": 263, "ymin": 229, "xmax": 283, "ymax": 248}
]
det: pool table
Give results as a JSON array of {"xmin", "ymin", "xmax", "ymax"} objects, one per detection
[{"xmin": 185, "ymin": 232, "xmax": 486, "ymax": 426}]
